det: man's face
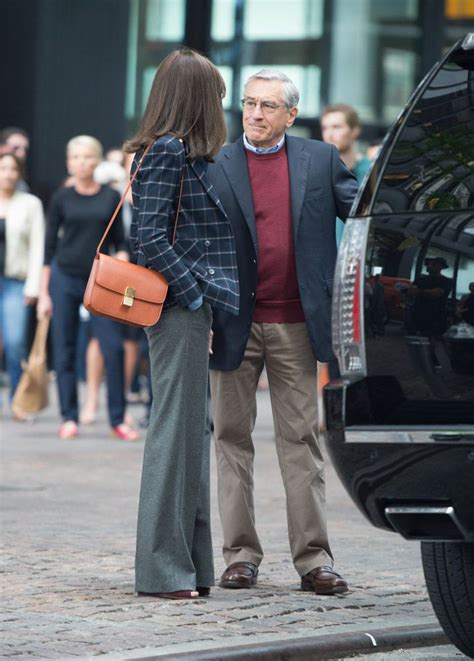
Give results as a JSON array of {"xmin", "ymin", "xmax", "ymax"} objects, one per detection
[
  {"xmin": 242, "ymin": 79, "xmax": 297, "ymax": 150},
  {"xmin": 426, "ymin": 260, "xmax": 442, "ymax": 276},
  {"xmin": 6, "ymin": 133, "xmax": 29, "ymax": 163},
  {"xmin": 321, "ymin": 111, "xmax": 359, "ymax": 154}
]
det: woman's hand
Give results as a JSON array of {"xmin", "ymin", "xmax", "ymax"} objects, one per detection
[
  {"xmin": 115, "ymin": 250, "xmax": 129, "ymax": 262},
  {"xmin": 37, "ymin": 293, "xmax": 53, "ymax": 320},
  {"xmin": 208, "ymin": 330, "xmax": 214, "ymax": 355}
]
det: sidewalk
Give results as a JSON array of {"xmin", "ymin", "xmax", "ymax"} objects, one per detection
[{"xmin": 1, "ymin": 387, "xmax": 443, "ymax": 659}]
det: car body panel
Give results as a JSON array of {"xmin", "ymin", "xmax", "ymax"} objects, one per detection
[{"xmin": 324, "ymin": 34, "xmax": 474, "ymax": 541}]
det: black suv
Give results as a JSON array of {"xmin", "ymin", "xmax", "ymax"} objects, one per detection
[{"xmin": 324, "ymin": 34, "xmax": 474, "ymax": 657}]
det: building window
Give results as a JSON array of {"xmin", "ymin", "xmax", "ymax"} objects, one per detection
[
  {"xmin": 145, "ymin": 0, "xmax": 185, "ymax": 41},
  {"xmin": 243, "ymin": 0, "xmax": 323, "ymax": 40},
  {"xmin": 125, "ymin": 0, "xmax": 474, "ymax": 142},
  {"xmin": 125, "ymin": 0, "xmax": 186, "ymax": 125}
]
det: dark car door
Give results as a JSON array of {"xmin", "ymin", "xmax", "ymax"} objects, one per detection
[
  {"xmin": 325, "ymin": 33, "xmax": 474, "ymax": 536},
  {"xmin": 324, "ymin": 35, "xmax": 474, "ymax": 659},
  {"xmin": 359, "ymin": 35, "xmax": 474, "ymax": 428}
]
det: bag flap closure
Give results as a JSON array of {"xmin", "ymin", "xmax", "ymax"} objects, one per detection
[{"xmin": 95, "ymin": 254, "xmax": 168, "ymax": 304}]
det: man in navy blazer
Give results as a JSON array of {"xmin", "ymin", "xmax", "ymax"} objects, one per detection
[{"xmin": 208, "ymin": 70, "xmax": 358, "ymax": 595}]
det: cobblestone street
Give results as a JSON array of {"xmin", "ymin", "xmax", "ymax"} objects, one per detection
[{"xmin": 1, "ymin": 388, "xmax": 445, "ymax": 659}]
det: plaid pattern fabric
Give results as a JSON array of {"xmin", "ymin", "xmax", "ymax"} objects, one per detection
[{"xmin": 130, "ymin": 135, "xmax": 239, "ymax": 315}]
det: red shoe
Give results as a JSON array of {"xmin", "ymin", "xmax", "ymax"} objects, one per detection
[
  {"xmin": 111, "ymin": 423, "xmax": 139, "ymax": 441},
  {"xmin": 59, "ymin": 421, "xmax": 79, "ymax": 440}
]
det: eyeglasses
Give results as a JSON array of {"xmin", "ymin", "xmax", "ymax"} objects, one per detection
[{"xmin": 240, "ymin": 98, "xmax": 287, "ymax": 115}]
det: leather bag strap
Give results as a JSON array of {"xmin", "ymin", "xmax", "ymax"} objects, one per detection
[{"xmin": 96, "ymin": 140, "xmax": 185, "ymax": 254}]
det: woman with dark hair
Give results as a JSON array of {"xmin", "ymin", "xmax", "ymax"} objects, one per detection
[
  {"xmin": 0, "ymin": 152, "xmax": 44, "ymax": 407},
  {"xmin": 126, "ymin": 48, "xmax": 239, "ymax": 599}
]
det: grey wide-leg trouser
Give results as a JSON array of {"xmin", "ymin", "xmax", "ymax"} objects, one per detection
[
  {"xmin": 135, "ymin": 304, "xmax": 214, "ymax": 593},
  {"xmin": 210, "ymin": 321, "xmax": 333, "ymax": 578}
]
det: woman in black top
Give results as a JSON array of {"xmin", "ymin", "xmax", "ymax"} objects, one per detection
[{"xmin": 37, "ymin": 135, "xmax": 138, "ymax": 441}]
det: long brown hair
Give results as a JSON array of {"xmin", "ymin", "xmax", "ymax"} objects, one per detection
[{"xmin": 125, "ymin": 48, "xmax": 226, "ymax": 160}]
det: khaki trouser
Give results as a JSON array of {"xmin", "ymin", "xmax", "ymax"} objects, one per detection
[{"xmin": 210, "ymin": 321, "xmax": 333, "ymax": 577}]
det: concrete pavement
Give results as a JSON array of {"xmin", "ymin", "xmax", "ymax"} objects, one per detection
[{"xmin": 1, "ymin": 385, "xmax": 450, "ymax": 659}]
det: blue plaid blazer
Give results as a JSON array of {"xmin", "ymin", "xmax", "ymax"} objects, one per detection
[{"xmin": 130, "ymin": 135, "xmax": 239, "ymax": 315}]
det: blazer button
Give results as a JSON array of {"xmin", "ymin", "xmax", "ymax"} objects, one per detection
[
  {"xmin": 251, "ymin": 292, "xmax": 255, "ymax": 297},
  {"xmin": 204, "ymin": 240, "xmax": 211, "ymax": 247},
  {"xmin": 208, "ymin": 268, "xmax": 215, "ymax": 275}
]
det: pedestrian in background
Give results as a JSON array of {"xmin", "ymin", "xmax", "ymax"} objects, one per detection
[
  {"xmin": 208, "ymin": 70, "xmax": 358, "ymax": 595},
  {"xmin": 0, "ymin": 127, "xmax": 30, "ymax": 192},
  {"xmin": 79, "ymin": 156, "xmax": 140, "ymax": 426},
  {"xmin": 0, "ymin": 152, "xmax": 44, "ymax": 408},
  {"xmin": 321, "ymin": 103, "xmax": 371, "ymax": 244},
  {"xmin": 0, "ymin": 127, "xmax": 41, "ymax": 373},
  {"xmin": 37, "ymin": 135, "xmax": 138, "ymax": 441},
  {"xmin": 105, "ymin": 147, "xmax": 125, "ymax": 168},
  {"xmin": 126, "ymin": 48, "xmax": 239, "ymax": 600}
]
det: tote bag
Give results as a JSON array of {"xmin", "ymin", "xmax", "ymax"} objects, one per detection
[{"xmin": 11, "ymin": 317, "xmax": 50, "ymax": 416}]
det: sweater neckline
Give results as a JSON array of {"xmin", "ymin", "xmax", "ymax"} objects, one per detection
[
  {"xmin": 72, "ymin": 185, "xmax": 104, "ymax": 198},
  {"xmin": 245, "ymin": 146, "xmax": 286, "ymax": 161}
]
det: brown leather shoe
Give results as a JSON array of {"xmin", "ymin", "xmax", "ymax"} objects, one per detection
[
  {"xmin": 219, "ymin": 562, "xmax": 258, "ymax": 589},
  {"xmin": 301, "ymin": 566, "xmax": 349, "ymax": 595}
]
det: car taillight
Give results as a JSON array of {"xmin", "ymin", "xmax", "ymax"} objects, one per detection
[{"xmin": 332, "ymin": 218, "xmax": 370, "ymax": 378}]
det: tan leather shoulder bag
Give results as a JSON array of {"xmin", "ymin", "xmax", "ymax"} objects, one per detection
[{"xmin": 83, "ymin": 143, "xmax": 184, "ymax": 327}]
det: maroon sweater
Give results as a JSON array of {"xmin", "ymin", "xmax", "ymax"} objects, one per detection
[{"xmin": 246, "ymin": 146, "xmax": 305, "ymax": 323}]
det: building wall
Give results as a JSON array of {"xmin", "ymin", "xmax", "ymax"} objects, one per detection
[
  {"xmin": 0, "ymin": 0, "xmax": 129, "ymax": 200},
  {"xmin": 1, "ymin": 0, "xmax": 473, "ymax": 200}
]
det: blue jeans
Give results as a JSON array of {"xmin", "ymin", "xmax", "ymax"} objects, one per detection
[
  {"xmin": 49, "ymin": 263, "xmax": 126, "ymax": 426},
  {"xmin": 0, "ymin": 277, "xmax": 29, "ymax": 398}
]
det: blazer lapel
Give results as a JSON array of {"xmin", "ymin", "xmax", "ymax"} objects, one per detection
[
  {"xmin": 286, "ymin": 136, "xmax": 310, "ymax": 241},
  {"xmin": 188, "ymin": 158, "xmax": 228, "ymax": 218},
  {"xmin": 219, "ymin": 138, "xmax": 258, "ymax": 254}
]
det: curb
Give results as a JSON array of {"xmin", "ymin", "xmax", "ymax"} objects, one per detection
[{"xmin": 132, "ymin": 624, "xmax": 448, "ymax": 660}]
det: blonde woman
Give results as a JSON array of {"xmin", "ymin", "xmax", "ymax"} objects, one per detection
[
  {"xmin": 37, "ymin": 135, "xmax": 138, "ymax": 441},
  {"xmin": 0, "ymin": 153, "xmax": 44, "ymax": 405}
]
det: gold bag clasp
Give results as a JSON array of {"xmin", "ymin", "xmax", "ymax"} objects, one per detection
[{"xmin": 123, "ymin": 286, "xmax": 135, "ymax": 307}]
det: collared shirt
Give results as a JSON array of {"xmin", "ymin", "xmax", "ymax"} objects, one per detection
[{"xmin": 243, "ymin": 133, "xmax": 286, "ymax": 155}]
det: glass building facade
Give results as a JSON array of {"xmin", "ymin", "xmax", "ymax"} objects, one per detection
[
  {"xmin": 126, "ymin": 0, "xmax": 474, "ymax": 143},
  {"xmin": 1, "ymin": 0, "xmax": 473, "ymax": 197}
]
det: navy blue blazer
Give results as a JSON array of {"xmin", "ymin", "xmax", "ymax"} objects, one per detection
[
  {"xmin": 207, "ymin": 135, "xmax": 358, "ymax": 369},
  {"xmin": 130, "ymin": 135, "xmax": 239, "ymax": 315}
]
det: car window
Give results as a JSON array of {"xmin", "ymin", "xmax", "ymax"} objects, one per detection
[
  {"xmin": 361, "ymin": 213, "xmax": 474, "ymax": 419},
  {"xmin": 355, "ymin": 40, "xmax": 474, "ymax": 216}
]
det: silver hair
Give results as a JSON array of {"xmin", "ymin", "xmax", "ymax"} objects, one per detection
[{"xmin": 244, "ymin": 69, "xmax": 300, "ymax": 108}]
